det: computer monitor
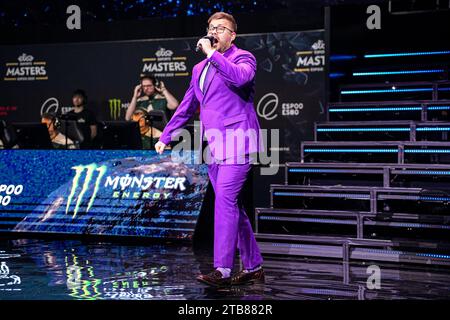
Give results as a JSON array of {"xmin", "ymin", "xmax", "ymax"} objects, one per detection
[
  {"xmin": 12, "ymin": 122, "xmax": 53, "ymax": 149},
  {"xmin": 147, "ymin": 110, "xmax": 168, "ymax": 132},
  {"xmin": 101, "ymin": 121, "xmax": 142, "ymax": 149},
  {"xmin": 59, "ymin": 119, "xmax": 84, "ymax": 145}
]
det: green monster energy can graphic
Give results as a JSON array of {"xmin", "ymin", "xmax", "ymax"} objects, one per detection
[
  {"xmin": 66, "ymin": 164, "xmax": 107, "ymax": 218},
  {"xmin": 108, "ymin": 99, "xmax": 121, "ymax": 120}
]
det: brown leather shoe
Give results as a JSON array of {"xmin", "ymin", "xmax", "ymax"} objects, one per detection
[
  {"xmin": 196, "ymin": 270, "xmax": 231, "ymax": 287},
  {"xmin": 231, "ymin": 268, "xmax": 265, "ymax": 285}
]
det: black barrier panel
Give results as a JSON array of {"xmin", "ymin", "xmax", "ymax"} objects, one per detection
[
  {"xmin": 287, "ymin": 170, "xmax": 384, "ymax": 187},
  {"xmin": 257, "ymin": 212, "xmax": 356, "ymax": 238},
  {"xmin": 271, "ymin": 187, "xmax": 371, "ymax": 212}
]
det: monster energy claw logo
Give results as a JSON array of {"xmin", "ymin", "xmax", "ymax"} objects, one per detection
[
  {"xmin": 66, "ymin": 164, "xmax": 107, "ymax": 218},
  {"xmin": 109, "ymin": 99, "xmax": 121, "ymax": 120}
]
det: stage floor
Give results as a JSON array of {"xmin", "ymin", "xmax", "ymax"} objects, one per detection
[{"xmin": 1, "ymin": 237, "xmax": 450, "ymax": 300}]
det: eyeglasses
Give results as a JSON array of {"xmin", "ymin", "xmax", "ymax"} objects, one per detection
[{"xmin": 206, "ymin": 25, "xmax": 234, "ymax": 34}]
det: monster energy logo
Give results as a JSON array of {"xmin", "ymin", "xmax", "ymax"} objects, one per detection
[
  {"xmin": 66, "ymin": 164, "xmax": 107, "ymax": 218},
  {"xmin": 108, "ymin": 99, "xmax": 121, "ymax": 120}
]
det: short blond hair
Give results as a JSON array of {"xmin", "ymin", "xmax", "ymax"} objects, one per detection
[{"xmin": 208, "ymin": 12, "xmax": 237, "ymax": 32}]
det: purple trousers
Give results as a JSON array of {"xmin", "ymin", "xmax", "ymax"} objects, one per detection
[{"xmin": 207, "ymin": 159, "xmax": 263, "ymax": 270}]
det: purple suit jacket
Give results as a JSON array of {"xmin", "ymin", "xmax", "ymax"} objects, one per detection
[{"xmin": 159, "ymin": 44, "xmax": 263, "ymax": 161}]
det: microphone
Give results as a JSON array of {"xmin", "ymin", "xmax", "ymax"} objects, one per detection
[{"xmin": 195, "ymin": 36, "xmax": 217, "ymax": 52}]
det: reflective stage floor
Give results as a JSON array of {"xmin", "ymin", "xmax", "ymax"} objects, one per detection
[{"xmin": 1, "ymin": 237, "xmax": 450, "ymax": 300}]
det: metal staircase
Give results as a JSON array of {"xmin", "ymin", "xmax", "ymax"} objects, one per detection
[{"xmin": 255, "ymin": 49, "xmax": 450, "ymax": 266}]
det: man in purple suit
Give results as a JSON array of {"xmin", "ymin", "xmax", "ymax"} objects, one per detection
[{"xmin": 155, "ymin": 12, "xmax": 264, "ymax": 287}]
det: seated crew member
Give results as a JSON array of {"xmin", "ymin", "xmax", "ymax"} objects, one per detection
[
  {"xmin": 131, "ymin": 109, "xmax": 168, "ymax": 150},
  {"xmin": 125, "ymin": 74, "xmax": 179, "ymax": 123},
  {"xmin": 41, "ymin": 113, "xmax": 77, "ymax": 149},
  {"xmin": 65, "ymin": 89, "xmax": 97, "ymax": 149}
]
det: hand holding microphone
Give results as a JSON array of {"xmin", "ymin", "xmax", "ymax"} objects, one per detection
[{"xmin": 196, "ymin": 36, "xmax": 217, "ymax": 55}]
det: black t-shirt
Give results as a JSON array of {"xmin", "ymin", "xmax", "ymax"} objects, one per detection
[{"xmin": 66, "ymin": 108, "xmax": 97, "ymax": 148}]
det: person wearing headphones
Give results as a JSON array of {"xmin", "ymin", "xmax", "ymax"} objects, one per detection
[
  {"xmin": 125, "ymin": 74, "xmax": 179, "ymax": 123},
  {"xmin": 41, "ymin": 113, "xmax": 76, "ymax": 149},
  {"xmin": 130, "ymin": 109, "xmax": 165, "ymax": 150},
  {"xmin": 65, "ymin": 89, "xmax": 97, "ymax": 149},
  {"xmin": 131, "ymin": 109, "xmax": 170, "ymax": 150}
]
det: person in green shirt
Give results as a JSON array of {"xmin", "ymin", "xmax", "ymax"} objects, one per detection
[
  {"xmin": 125, "ymin": 74, "xmax": 179, "ymax": 124},
  {"xmin": 131, "ymin": 109, "xmax": 171, "ymax": 150}
]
